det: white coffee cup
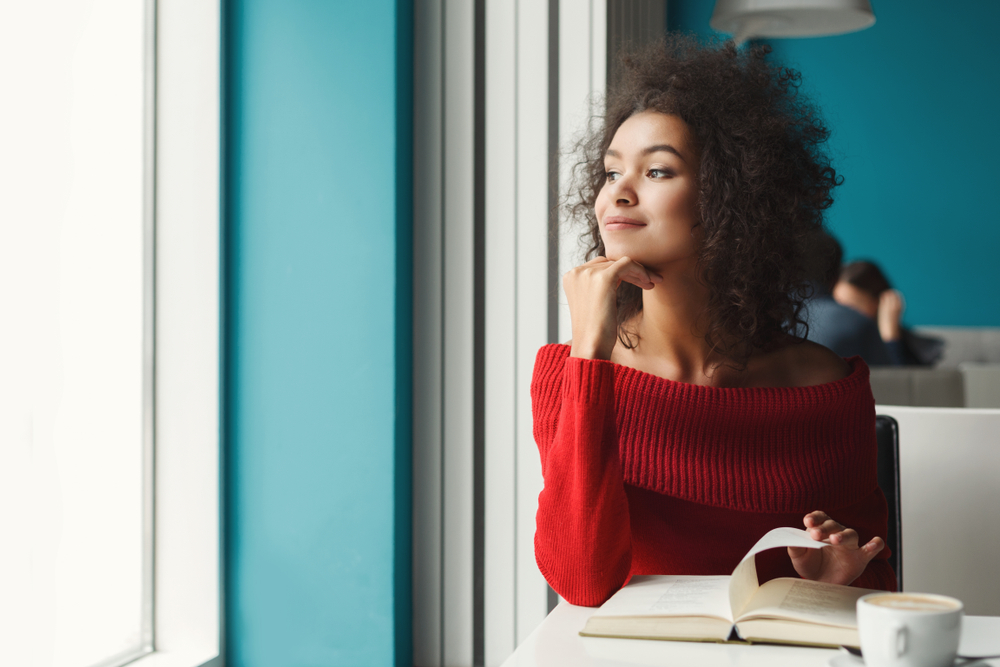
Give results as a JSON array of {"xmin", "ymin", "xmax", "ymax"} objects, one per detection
[{"xmin": 857, "ymin": 592, "xmax": 963, "ymax": 667}]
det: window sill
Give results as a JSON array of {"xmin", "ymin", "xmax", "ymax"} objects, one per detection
[{"xmin": 128, "ymin": 651, "xmax": 221, "ymax": 667}]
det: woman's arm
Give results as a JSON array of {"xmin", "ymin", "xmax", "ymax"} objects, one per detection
[
  {"xmin": 531, "ymin": 351, "xmax": 633, "ymax": 606},
  {"xmin": 532, "ymin": 256, "xmax": 661, "ymax": 606}
]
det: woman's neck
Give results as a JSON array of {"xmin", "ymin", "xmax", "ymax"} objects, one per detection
[{"xmin": 613, "ymin": 264, "xmax": 738, "ymax": 386}]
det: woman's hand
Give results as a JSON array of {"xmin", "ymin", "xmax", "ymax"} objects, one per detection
[
  {"xmin": 563, "ymin": 256, "xmax": 662, "ymax": 360},
  {"xmin": 877, "ymin": 289, "xmax": 905, "ymax": 342},
  {"xmin": 788, "ymin": 511, "xmax": 884, "ymax": 586}
]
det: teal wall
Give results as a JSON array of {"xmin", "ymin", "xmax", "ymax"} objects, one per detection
[
  {"xmin": 224, "ymin": 1, "xmax": 413, "ymax": 666},
  {"xmin": 668, "ymin": 0, "xmax": 1000, "ymax": 326}
]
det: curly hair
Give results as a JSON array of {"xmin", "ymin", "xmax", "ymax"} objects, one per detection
[{"xmin": 569, "ymin": 34, "xmax": 841, "ymax": 367}]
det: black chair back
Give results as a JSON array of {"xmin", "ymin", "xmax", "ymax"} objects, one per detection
[{"xmin": 875, "ymin": 415, "xmax": 903, "ymax": 591}]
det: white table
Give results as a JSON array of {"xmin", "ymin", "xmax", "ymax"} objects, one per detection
[{"xmin": 500, "ymin": 602, "xmax": 1000, "ymax": 667}]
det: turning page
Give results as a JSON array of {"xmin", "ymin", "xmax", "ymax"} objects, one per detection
[{"xmin": 728, "ymin": 527, "xmax": 830, "ymax": 618}]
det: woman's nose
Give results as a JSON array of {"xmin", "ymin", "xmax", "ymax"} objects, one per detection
[{"xmin": 611, "ymin": 175, "xmax": 636, "ymax": 205}]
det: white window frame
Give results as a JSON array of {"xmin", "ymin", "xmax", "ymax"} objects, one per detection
[
  {"xmin": 413, "ymin": 2, "xmax": 607, "ymax": 665},
  {"xmin": 557, "ymin": 0, "xmax": 606, "ymax": 344},
  {"xmin": 482, "ymin": 0, "xmax": 554, "ymax": 662},
  {"xmin": 129, "ymin": 1, "xmax": 222, "ymax": 666}
]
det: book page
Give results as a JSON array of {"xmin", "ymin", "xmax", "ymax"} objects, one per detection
[
  {"xmin": 735, "ymin": 617, "xmax": 860, "ymax": 649},
  {"xmin": 728, "ymin": 555, "xmax": 759, "ymax": 626},
  {"xmin": 737, "ymin": 577, "xmax": 877, "ymax": 628},
  {"xmin": 728, "ymin": 527, "xmax": 829, "ymax": 618},
  {"xmin": 594, "ymin": 575, "xmax": 733, "ymax": 622}
]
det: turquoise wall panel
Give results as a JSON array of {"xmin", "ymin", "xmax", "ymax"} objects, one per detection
[
  {"xmin": 668, "ymin": 0, "xmax": 1000, "ymax": 325},
  {"xmin": 224, "ymin": 1, "xmax": 412, "ymax": 665}
]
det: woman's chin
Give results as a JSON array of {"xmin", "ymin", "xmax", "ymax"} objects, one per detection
[{"xmin": 604, "ymin": 246, "xmax": 650, "ymax": 265}]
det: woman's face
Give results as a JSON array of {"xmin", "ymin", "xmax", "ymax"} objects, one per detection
[{"xmin": 595, "ymin": 111, "xmax": 701, "ymax": 272}]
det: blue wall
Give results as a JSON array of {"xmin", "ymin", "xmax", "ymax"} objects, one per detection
[
  {"xmin": 669, "ymin": 0, "xmax": 1000, "ymax": 326},
  {"xmin": 224, "ymin": 1, "xmax": 412, "ymax": 666}
]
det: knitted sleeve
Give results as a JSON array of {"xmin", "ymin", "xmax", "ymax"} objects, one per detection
[{"xmin": 531, "ymin": 345, "xmax": 633, "ymax": 606}]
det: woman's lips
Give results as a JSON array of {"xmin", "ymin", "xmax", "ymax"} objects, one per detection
[{"xmin": 604, "ymin": 215, "xmax": 646, "ymax": 230}]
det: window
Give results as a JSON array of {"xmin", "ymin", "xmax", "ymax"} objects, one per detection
[
  {"xmin": 1, "ymin": 2, "xmax": 221, "ymax": 666},
  {"xmin": 0, "ymin": 2, "xmax": 151, "ymax": 665}
]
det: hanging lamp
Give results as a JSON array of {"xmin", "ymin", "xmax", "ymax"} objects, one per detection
[{"xmin": 710, "ymin": 0, "xmax": 876, "ymax": 45}]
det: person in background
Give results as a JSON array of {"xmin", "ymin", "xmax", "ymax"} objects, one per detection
[
  {"xmin": 834, "ymin": 261, "xmax": 943, "ymax": 366},
  {"xmin": 801, "ymin": 233, "xmax": 892, "ymax": 365}
]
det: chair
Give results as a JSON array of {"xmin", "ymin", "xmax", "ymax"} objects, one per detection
[
  {"xmin": 875, "ymin": 414, "xmax": 902, "ymax": 591},
  {"xmin": 873, "ymin": 406, "xmax": 1000, "ymax": 614}
]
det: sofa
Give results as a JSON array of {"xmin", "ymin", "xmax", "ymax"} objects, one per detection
[{"xmin": 866, "ymin": 327, "xmax": 1000, "ymax": 408}]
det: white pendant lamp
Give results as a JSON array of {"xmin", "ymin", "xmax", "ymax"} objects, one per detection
[{"xmin": 710, "ymin": 0, "xmax": 876, "ymax": 45}]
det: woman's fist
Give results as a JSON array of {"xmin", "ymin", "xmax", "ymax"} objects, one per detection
[{"xmin": 564, "ymin": 256, "xmax": 662, "ymax": 360}]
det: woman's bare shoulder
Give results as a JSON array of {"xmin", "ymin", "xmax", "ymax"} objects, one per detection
[{"xmin": 749, "ymin": 339, "xmax": 851, "ymax": 388}]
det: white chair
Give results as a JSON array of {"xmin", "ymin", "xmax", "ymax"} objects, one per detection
[{"xmin": 874, "ymin": 406, "xmax": 1000, "ymax": 614}]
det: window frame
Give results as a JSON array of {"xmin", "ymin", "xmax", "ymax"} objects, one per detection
[{"xmin": 128, "ymin": 1, "xmax": 223, "ymax": 666}]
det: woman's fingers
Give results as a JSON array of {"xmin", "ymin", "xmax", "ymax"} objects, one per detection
[
  {"xmin": 845, "ymin": 537, "xmax": 883, "ymax": 578},
  {"xmin": 609, "ymin": 256, "xmax": 662, "ymax": 290},
  {"xmin": 828, "ymin": 528, "xmax": 859, "ymax": 548},
  {"xmin": 795, "ymin": 511, "xmax": 885, "ymax": 585},
  {"xmin": 572, "ymin": 255, "xmax": 662, "ymax": 287},
  {"xmin": 862, "ymin": 536, "xmax": 885, "ymax": 556},
  {"xmin": 803, "ymin": 510, "xmax": 829, "ymax": 528},
  {"xmin": 804, "ymin": 512, "xmax": 870, "ymax": 549},
  {"xmin": 803, "ymin": 511, "xmax": 847, "ymax": 542}
]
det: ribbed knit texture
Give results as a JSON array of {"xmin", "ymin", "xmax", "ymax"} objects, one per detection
[{"xmin": 531, "ymin": 343, "xmax": 897, "ymax": 607}]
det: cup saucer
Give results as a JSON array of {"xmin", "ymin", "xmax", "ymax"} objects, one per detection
[{"xmin": 828, "ymin": 653, "xmax": 986, "ymax": 667}]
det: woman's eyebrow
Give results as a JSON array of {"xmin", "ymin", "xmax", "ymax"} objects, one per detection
[
  {"xmin": 643, "ymin": 144, "xmax": 686, "ymax": 161},
  {"xmin": 605, "ymin": 144, "xmax": 687, "ymax": 162}
]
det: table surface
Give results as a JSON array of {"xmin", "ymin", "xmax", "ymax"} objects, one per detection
[{"xmin": 500, "ymin": 602, "xmax": 1000, "ymax": 667}]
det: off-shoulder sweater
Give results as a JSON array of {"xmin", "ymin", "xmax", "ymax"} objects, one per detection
[{"xmin": 531, "ymin": 343, "xmax": 897, "ymax": 607}]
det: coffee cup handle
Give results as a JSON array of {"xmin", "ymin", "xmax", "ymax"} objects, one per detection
[{"xmin": 888, "ymin": 620, "xmax": 908, "ymax": 659}]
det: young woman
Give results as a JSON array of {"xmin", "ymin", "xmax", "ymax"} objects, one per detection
[{"xmin": 531, "ymin": 36, "xmax": 897, "ymax": 607}]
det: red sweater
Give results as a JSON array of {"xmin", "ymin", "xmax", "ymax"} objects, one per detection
[{"xmin": 531, "ymin": 344, "xmax": 897, "ymax": 607}]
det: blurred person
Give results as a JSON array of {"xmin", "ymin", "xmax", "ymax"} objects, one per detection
[
  {"xmin": 835, "ymin": 261, "xmax": 943, "ymax": 366},
  {"xmin": 800, "ymin": 232, "xmax": 892, "ymax": 365}
]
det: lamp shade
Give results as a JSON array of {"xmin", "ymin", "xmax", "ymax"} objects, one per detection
[{"xmin": 711, "ymin": 0, "xmax": 876, "ymax": 44}]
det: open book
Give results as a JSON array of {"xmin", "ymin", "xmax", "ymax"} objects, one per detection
[{"xmin": 580, "ymin": 527, "xmax": 879, "ymax": 648}]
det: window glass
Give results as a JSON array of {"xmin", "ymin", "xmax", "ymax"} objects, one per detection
[{"xmin": 0, "ymin": 1, "xmax": 148, "ymax": 665}]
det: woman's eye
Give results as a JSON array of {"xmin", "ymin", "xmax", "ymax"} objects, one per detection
[
  {"xmin": 648, "ymin": 168, "xmax": 672, "ymax": 179},
  {"xmin": 605, "ymin": 171, "xmax": 620, "ymax": 182}
]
